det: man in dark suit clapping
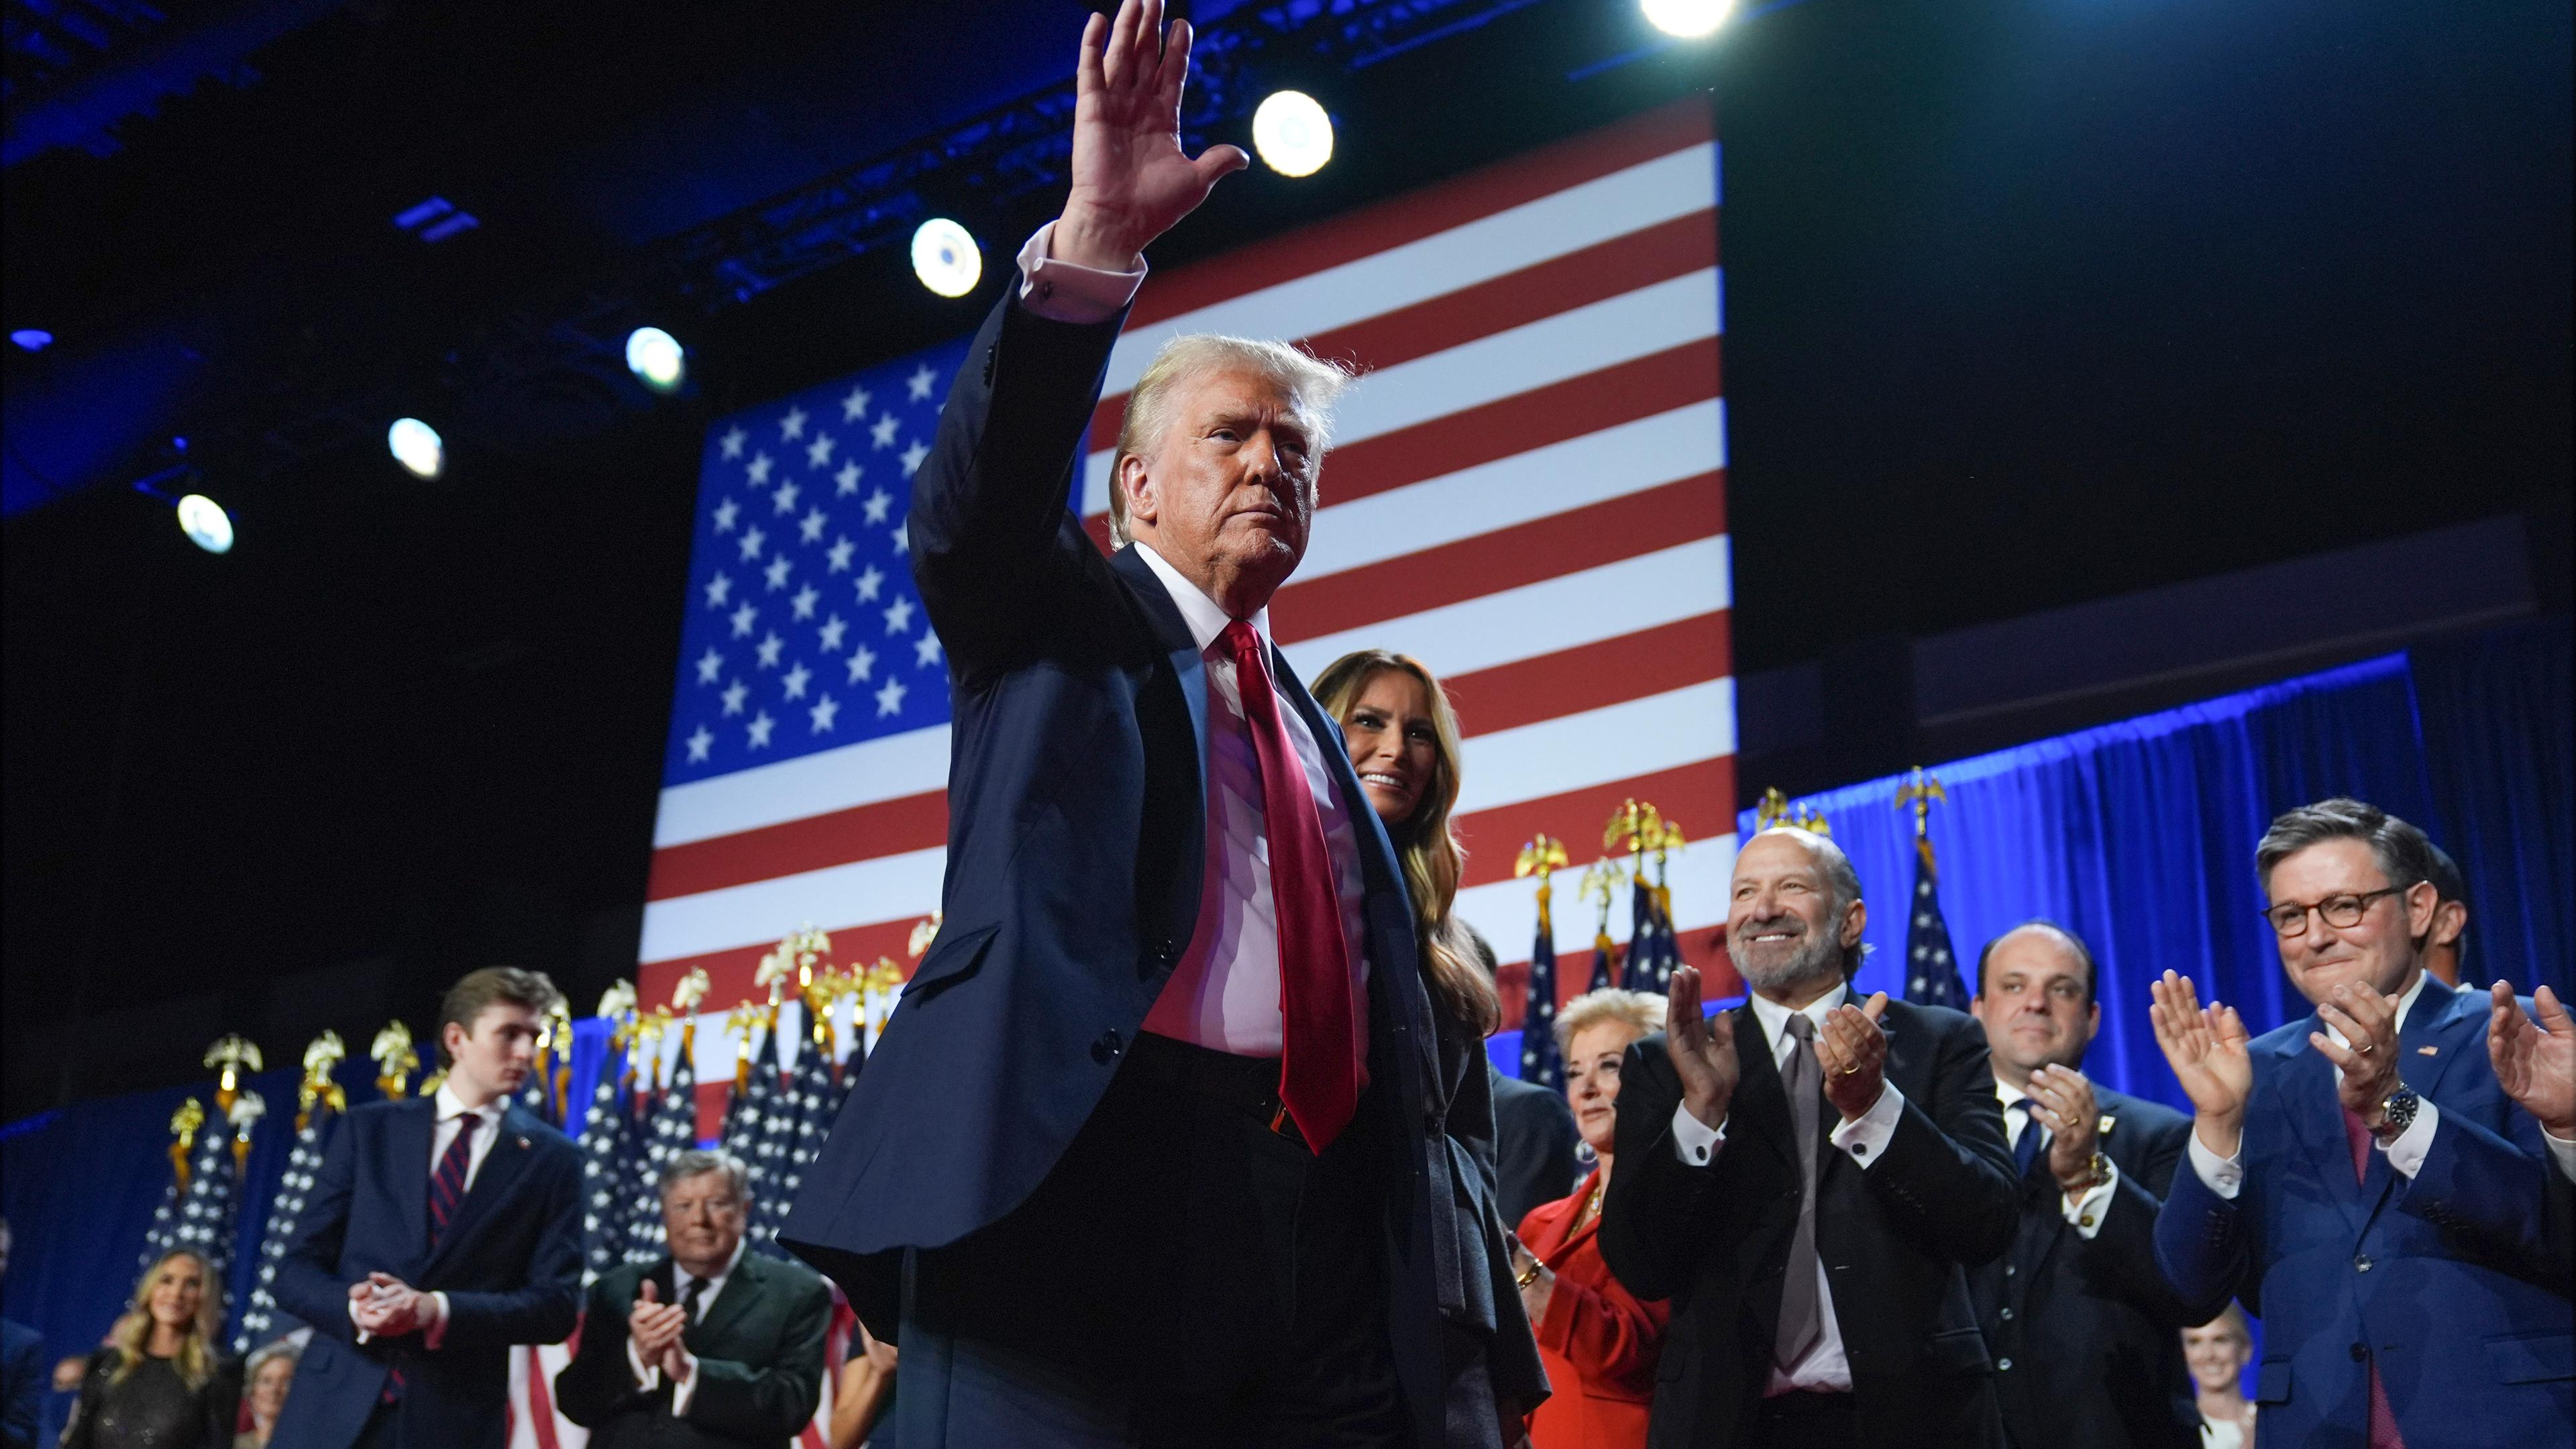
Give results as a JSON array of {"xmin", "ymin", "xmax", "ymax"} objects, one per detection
[
  {"xmin": 556, "ymin": 1150, "xmax": 830, "ymax": 1449},
  {"xmin": 1599, "ymin": 827, "xmax": 2019, "ymax": 1449},
  {"xmin": 1965, "ymin": 922, "xmax": 2200, "ymax": 1449},
  {"xmin": 268, "ymin": 967, "xmax": 584, "ymax": 1449}
]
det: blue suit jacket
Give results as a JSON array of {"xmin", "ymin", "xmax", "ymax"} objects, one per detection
[
  {"xmin": 781, "ymin": 290, "xmax": 1448, "ymax": 1445},
  {"xmin": 1, "ymin": 1318, "xmax": 41, "ymax": 1449},
  {"xmin": 2153, "ymin": 975, "xmax": 2573, "ymax": 1446},
  {"xmin": 267, "ymin": 1097, "xmax": 584, "ymax": 1449}
]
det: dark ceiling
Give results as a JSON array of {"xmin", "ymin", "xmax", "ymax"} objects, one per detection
[{"xmin": 5, "ymin": 0, "xmax": 2569, "ymax": 1118}]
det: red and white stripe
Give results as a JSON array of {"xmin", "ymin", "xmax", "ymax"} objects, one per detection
[{"xmin": 641, "ymin": 97, "xmax": 1737, "ymax": 1055}]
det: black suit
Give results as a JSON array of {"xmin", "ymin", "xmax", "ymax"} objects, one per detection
[
  {"xmin": 1969, "ymin": 1083, "xmax": 2200, "ymax": 1449},
  {"xmin": 1489, "ymin": 1065, "xmax": 1582, "ymax": 1230},
  {"xmin": 1599, "ymin": 1001, "xmax": 2019, "ymax": 1449},
  {"xmin": 554, "ymin": 1252, "xmax": 831, "ymax": 1449}
]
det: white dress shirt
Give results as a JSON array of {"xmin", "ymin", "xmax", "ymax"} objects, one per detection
[
  {"xmin": 2186, "ymin": 971, "xmax": 2438, "ymax": 1197},
  {"xmin": 1130, "ymin": 543, "xmax": 1371, "ymax": 1059},
  {"xmin": 1994, "ymin": 1077, "xmax": 2121, "ymax": 1236},
  {"xmin": 352, "ymin": 1083, "xmax": 506, "ymax": 1347},
  {"xmin": 1014, "ymin": 221, "xmax": 1147, "ymax": 323},
  {"xmin": 628, "ymin": 1236, "xmax": 749, "ymax": 1417},
  {"xmin": 1666, "ymin": 983, "xmax": 1907, "ymax": 1394}
]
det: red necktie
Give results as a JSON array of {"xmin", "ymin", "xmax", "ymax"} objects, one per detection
[
  {"xmin": 2341, "ymin": 1102, "xmax": 2407, "ymax": 1449},
  {"xmin": 384, "ymin": 1114, "xmax": 479, "ymax": 1405},
  {"xmin": 1222, "ymin": 621, "xmax": 1359, "ymax": 1151}
]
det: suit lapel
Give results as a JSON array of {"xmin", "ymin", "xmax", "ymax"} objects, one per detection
[
  {"xmin": 1109, "ymin": 544, "xmax": 1210, "ymax": 818},
  {"xmin": 1727, "ymin": 1008, "xmax": 1794, "ymax": 1169},
  {"xmin": 420, "ymin": 1106, "xmax": 535, "ymax": 1283},
  {"xmin": 2267, "ymin": 1020, "xmax": 2375, "ymax": 1238},
  {"xmin": 2356, "ymin": 976, "xmax": 2476, "ymax": 1230},
  {"xmin": 385, "ymin": 1097, "xmax": 435, "ymax": 1263},
  {"xmin": 692, "ymin": 1252, "xmax": 766, "ymax": 1348}
]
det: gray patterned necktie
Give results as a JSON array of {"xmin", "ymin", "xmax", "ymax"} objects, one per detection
[{"xmin": 1776, "ymin": 1013, "xmax": 1824, "ymax": 1368}]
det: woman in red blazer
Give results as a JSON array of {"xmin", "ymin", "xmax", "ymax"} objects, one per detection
[{"xmin": 1512, "ymin": 989, "xmax": 1671, "ymax": 1449}]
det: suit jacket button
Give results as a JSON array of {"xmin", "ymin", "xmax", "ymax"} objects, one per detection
[
  {"xmin": 2350, "ymin": 1342, "xmax": 2368, "ymax": 1362},
  {"xmin": 2355, "ymin": 1254, "xmax": 2372, "ymax": 1272},
  {"xmin": 1996, "ymin": 1358, "xmax": 2012, "ymax": 1371},
  {"xmin": 1092, "ymin": 1030, "xmax": 1124, "ymax": 1064},
  {"xmin": 1999, "ymin": 1307, "xmax": 2013, "ymax": 1321}
]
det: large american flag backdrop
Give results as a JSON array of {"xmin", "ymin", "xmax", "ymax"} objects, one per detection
[{"xmin": 638, "ymin": 95, "xmax": 1738, "ymax": 1103}]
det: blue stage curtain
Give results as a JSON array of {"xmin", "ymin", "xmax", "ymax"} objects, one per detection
[{"xmin": 2409, "ymin": 616, "xmax": 2575, "ymax": 999}]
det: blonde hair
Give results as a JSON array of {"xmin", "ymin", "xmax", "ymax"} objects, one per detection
[
  {"xmin": 1553, "ymin": 988, "xmax": 1664, "ymax": 1059},
  {"xmin": 108, "ymin": 1248, "xmax": 223, "ymax": 1391},
  {"xmin": 1108, "ymin": 335, "xmax": 1353, "ymax": 547},
  {"xmin": 1311, "ymin": 650, "xmax": 1498, "ymax": 1036}
]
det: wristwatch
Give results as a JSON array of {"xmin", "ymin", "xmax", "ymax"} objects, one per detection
[
  {"xmin": 2374, "ymin": 1083, "xmax": 2420, "ymax": 1142},
  {"xmin": 2061, "ymin": 1150, "xmax": 2110, "ymax": 1196}
]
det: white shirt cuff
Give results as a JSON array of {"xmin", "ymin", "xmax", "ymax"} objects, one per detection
[
  {"xmin": 421, "ymin": 1292, "xmax": 449, "ymax": 1350},
  {"xmin": 1827, "ymin": 1081, "xmax": 1905, "ymax": 1167},
  {"xmin": 2379, "ymin": 1097, "xmax": 2438, "ymax": 1179},
  {"xmin": 627, "ymin": 1338, "xmax": 659, "ymax": 1392},
  {"xmin": 2546, "ymin": 1126, "xmax": 2576, "ymax": 1183},
  {"xmin": 349, "ymin": 1298, "xmax": 370, "ymax": 1344},
  {"xmin": 2062, "ymin": 1157, "xmax": 2120, "ymax": 1237},
  {"xmin": 2188, "ymin": 1128, "xmax": 2245, "ymax": 1200},
  {"xmin": 668, "ymin": 1348, "xmax": 700, "ymax": 1417},
  {"xmin": 1014, "ymin": 222, "xmax": 1146, "ymax": 324},
  {"xmin": 1670, "ymin": 1102, "xmax": 1724, "ymax": 1167}
]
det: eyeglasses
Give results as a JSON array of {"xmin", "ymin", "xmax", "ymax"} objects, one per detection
[{"xmin": 2261, "ymin": 885, "xmax": 2404, "ymax": 938}]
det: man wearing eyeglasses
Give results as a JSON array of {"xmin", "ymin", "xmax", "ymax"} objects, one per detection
[{"xmin": 2147, "ymin": 797, "xmax": 2571, "ymax": 1449}]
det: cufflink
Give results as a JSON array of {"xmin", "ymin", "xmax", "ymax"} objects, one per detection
[{"xmin": 1850, "ymin": 1142, "xmax": 1868, "ymax": 1156}]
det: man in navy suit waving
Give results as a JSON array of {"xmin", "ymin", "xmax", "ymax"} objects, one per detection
[
  {"xmin": 2151, "ymin": 798, "xmax": 2573, "ymax": 1449},
  {"xmin": 268, "ymin": 967, "xmax": 584, "ymax": 1449},
  {"xmin": 780, "ymin": 2, "xmax": 1461, "ymax": 1444}
]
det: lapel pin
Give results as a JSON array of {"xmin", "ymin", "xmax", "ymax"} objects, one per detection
[
  {"xmin": 518, "ymin": 1136, "xmax": 532, "ymax": 1148},
  {"xmin": 2416, "ymin": 1046, "xmax": 2439, "ymax": 1057},
  {"xmin": 2097, "ymin": 1114, "xmax": 2116, "ymax": 1136}
]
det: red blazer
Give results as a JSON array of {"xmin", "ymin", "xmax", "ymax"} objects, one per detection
[{"xmin": 1518, "ymin": 1171, "xmax": 1669, "ymax": 1449}]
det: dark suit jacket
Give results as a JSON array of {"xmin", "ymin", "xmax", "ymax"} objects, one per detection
[
  {"xmin": 1599, "ymin": 1001, "xmax": 2019, "ymax": 1449},
  {"xmin": 553, "ymin": 1252, "xmax": 832, "ymax": 1449},
  {"xmin": 1491, "ymin": 1064, "xmax": 1582, "ymax": 1231},
  {"xmin": 780, "ymin": 288, "xmax": 1452, "ymax": 1447},
  {"xmin": 267, "ymin": 1098, "xmax": 584, "ymax": 1449},
  {"xmin": 2155, "ymin": 977, "xmax": 2574, "ymax": 1448},
  {"xmin": 0, "ymin": 1318, "xmax": 40, "ymax": 1449},
  {"xmin": 1970, "ymin": 1083, "xmax": 2200, "ymax": 1449}
]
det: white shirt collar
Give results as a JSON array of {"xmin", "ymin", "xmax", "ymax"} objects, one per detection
[
  {"xmin": 1746, "ymin": 980, "xmax": 1850, "ymax": 1053},
  {"xmin": 434, "ymin": 1082, "xmax": 506, "ymax": 1126},
  {"xmin": 2321, "ymin": 967, "xmax": 2430, "ymax": 1048},
  {"xmin": 1133, "ymin": 541, "xmax": 1272, "ymax": 655},
  {"xmin": 1993, "ymin": 1076, "xmax": 2030, "ymax": 1111}
]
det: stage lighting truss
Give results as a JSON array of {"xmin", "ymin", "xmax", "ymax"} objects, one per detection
[
  {"xmin": 1252, "ymin": 91, "xmax": 1334, "ymax": 177},
  {"xmin": 910, "ymin": 219, "xmax": 983, "ymax": 298}
]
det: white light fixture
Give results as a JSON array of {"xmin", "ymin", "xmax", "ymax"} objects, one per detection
[
  {"xmin": 1642, "ymin": 0, "xmax": 1734, "ymax": 38},
  {"xmin": 388, "ymin": 417, "xmax": 445, "ymax": 479},
  {"xmin": 1252, "ymin": 90, "xmax": 1334, "ymax": 178},
  {"xmin": 625, "ymin": 326, "xmax": 686, "ymax": 392},
  {"xmin": 910, "ymin": 219, "xmax": 983, "ymax": 299},
  {"xmin": 176, "ymin": 494, "xmax": 233, "ymax": 554}
]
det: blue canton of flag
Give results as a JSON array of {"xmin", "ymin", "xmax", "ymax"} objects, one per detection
[
  {"xmin": 1520, "ymin": 916, "xmax": 1564, "ymax": 1091},
  {"xmin": 664, "ymin": 339, "xmax": 972, "ymax": 786},
  {"xmin": 1621, "ymin": 879, "xmax": 1680, "ymax": 994},
  {"xmin": 1904, "ymin": 838, "xmax": 1969, "ymax": 1010}
]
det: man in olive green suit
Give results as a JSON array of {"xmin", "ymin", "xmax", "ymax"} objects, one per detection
[{"xmin": 555, "ymin": 1151, "xmax": 830, "ymax": 1449}]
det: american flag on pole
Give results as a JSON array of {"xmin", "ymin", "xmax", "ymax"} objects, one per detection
[{"xmin": 637, "ymin": 96, "xmax": 1737, "ymax": 1059}]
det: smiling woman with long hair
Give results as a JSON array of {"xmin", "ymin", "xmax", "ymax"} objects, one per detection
[
  {"xmin": 1313, "ymin": 648, "xmax": 1544, "ymax": 1449},
  {"xmin": 64, "ymin": 1248, "xmax": 241, "ymax": 1449}
]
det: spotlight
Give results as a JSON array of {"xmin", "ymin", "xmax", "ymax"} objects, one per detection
[
  {"xmin": 1642, "ymin": 0, "xmax": 1734, "ymax": 38},
  {"xmin": 910, "ymin": 219, "xmax": 983, "ymax": 299},
  {"xmin": 626, "ymin": 327, "xmax": 686, "ymax": 392},
  {"xmin": 388, "ymin": 417, "xmax": 445, "ymax": 479},
  {"xmin": 1252, "ymin": 91, "xmax": 1334, "ymax": 178},
  {"xmin": 10, "ymin": 329, "xmax": 52, "ymax": 352},
  {"xmin": 176, "ymin": 494, "xmax": 234, "ymax": 554}
]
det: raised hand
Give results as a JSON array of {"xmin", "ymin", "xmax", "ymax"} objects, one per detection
[
  {"xmin": 1817, "ymin": 992, "xmax": 1891, "ymax": 1124},
  {"xmin": 2027, "ymin": 1064, "xmax": 2102, "ymax": 1193},
  {"xmin": 2313, "ymin": 979, "xmax": 2403, "ymax": 1129},
  {"xmin": 1664, "ymin": 965, "xmax": 1740, "ymax": 1131},
  {"xmin": 1055, "ymin": 0, "xmax": 1250, "ymax": 271},
  {"xmin": 628, "ymin": 1281, "xmax": 687, "ymax": 1373},
  {"xmin": 2490, "ymin": 981, "xmax": 2576, "ymax": 1138},
  {"xmin": 2149, "ymin": 970, "xmax": 2252, "ymax": 1155}
]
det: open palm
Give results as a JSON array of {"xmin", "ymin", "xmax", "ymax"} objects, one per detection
[
  {"xmin": 2491, "ymin": 981, "xmax": 2576, "ymax": 1135},
  {"xmin": 2149, "ymin": 971, "xmax": 2252, "ymax": 1120},
  {"xmin": 1057, "ymin": 0, "xmax": 1248, "ymax": 270}
]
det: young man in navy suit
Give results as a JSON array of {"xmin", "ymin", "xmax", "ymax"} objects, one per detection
[
  {"xmin": 268, "ymin": 967, "xmax": 584, "ymax": 1449},
  {"xmin": 2152, "ymin": 798, "xmax": 2573, "ymax": 1448}
]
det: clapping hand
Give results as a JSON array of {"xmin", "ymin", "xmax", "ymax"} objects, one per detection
[
  {"xmin": 2490, "ymin": 981, "xmax": 2576, "ymax": 1139},
  {"xmin": 1664, "ymin": 965, "xmax": 1739, "ymax": 1131},
  {"xmin": 2149, "ymin": 971, "xmax": 2252, "ymax": 1155},
  {"xmin": 1817, "ymin": 992, "xmax": 1891, "ymax": 1124},
  {"xmin": 2312, "ymin": 980, "xmax": 2403, "ymax": 1130},
  {"xmin": 2025, "ymin": 1064, "xmax": 2102, "ymax": 1195},
  {"xmin": 1054, "ymin": 0, "xmax": 1248, "ymax": 272},
  {"xmin": 629, "ymin": 1281, "xmax": 690, "ymax": 1381},
  {"xmin": 352, "ymin": 1273, "xmax": 432, "ymax": 1337}
]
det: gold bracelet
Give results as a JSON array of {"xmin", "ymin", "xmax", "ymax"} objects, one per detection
[{"xmin": 1515, "ymin": 1262, "xmax": 1542, "ymax": 1288}]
